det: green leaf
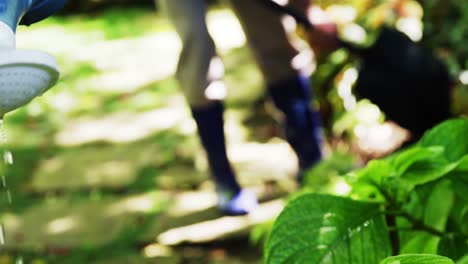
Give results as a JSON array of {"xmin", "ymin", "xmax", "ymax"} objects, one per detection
[
  {"xmin": 400, "ymin": 181, "xmax": 455, "ymax": 255},
  {"xmin": 355, "ymin": 159, "xmax": 393, "ymax": 185},
  {"xmin": 401, "ymin": 160, "xmax": 456, "ymax": 187},
  {"xmin": 400, "ymin": 232, "xmax": 440, "ymax": 254},
  {"xmin": 451, "ymin": 197, "xmax": 468, "ymax": 234},
  {"xmin": 424, "ymin": 180, "xmax": 455, "ymax": 232},
  {"xmin": 420, "ymin": 119, "xmax": 468, "ymax": 162},
  {"xmin": 265, "ymin": 194, "xmax": 391, "ymax": 264},
  {"xmin": 393, "ymin": 147, "xmax": 445, "ymax": 176},
  {"xmin": 448, "ymin": 155, "xmax": 468, "ymax": 204},
  {"xmin": 438, "ymin": 235, "xmax": 468, "ymax": 262},
  {"xmin": 380, "ymin": 254, "xmax": 455, "ymax": 264},
  {"xmin": 394, "ymin": 147, "xmax": 457, "ymax": 186},
  {"xmin": 453, "ymin": 155, "xmax": 468, "ymax": 171},
  {"xmin": 457, "ymin": 255, "xmax": 468, "ymax": 264}
]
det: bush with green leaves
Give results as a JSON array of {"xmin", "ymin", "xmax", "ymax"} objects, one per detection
[{"xmin": 264, "ymin": 118, "xmax": 468, "ymax": 264}]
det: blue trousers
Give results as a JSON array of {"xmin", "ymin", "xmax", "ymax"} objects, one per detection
[
  {"xmin": 20, "ymin": 0, "xmax": 67, "ymax": 26},
  {"xmin": 0, "ymin": 0, "xmax": 66, "ymax": 31}
]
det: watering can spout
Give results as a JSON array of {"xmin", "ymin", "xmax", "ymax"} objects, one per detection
[{"xmin": 0, "ymin": 21, "xmax": 59, "ymax": 116}]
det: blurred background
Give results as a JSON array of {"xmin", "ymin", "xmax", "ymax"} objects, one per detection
[{"xmin": 0, "ymin": 0, "xmax": 467, "ymax": 263}]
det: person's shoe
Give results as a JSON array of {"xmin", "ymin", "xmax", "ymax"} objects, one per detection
[{"xmin": 217, "ymin": 189, "xmax": 258, "ymax": 216}]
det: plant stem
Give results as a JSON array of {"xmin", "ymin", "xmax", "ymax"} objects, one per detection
[
  {"xmin": 385, "ymin": 205, "xmax": 400, "ymax": 255},
  {"xmin": 398, "ymin": 211, "xmax": 445, "ymax": 237}
]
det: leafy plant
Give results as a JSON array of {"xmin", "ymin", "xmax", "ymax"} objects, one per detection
[
  {"xmin": 265, "ymin": 119, "xmax": 468, "ymax": 263},
  {"xmin": 380, "ymin": 254, "xmax": 455, "ymax": 264}
]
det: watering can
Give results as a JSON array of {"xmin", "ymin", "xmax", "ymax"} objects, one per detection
[{"xmin": 0, "ymin": 13, "xmax": 59, "ymax": 117}]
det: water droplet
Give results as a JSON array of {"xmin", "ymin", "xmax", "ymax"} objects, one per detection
[
  {"xmin": 0, "ymin": 224, "xmax": 5, "ymax": 245},
  {"xmin": 317, "ymin": 244, "xmax": 327, "ymax": 250},
  {"xmin": 4, "ymin": 151, "xmax": 13, "ymax": 165},
  {"xmin": 363, "ymin": 221, "xmax": 370, "ymax": 227},
  {"xmin": 15, "ymin": 257, "xmax": 23, "ymax": 264},
  {"xmin": 319, "ymin": 226, "xmax": 336, "ymax": 235},
  {"xmin": 323, "ymin": 212, "xmax": 333, "ymax": 219},
  {"xmin": 6, "ymin": 190, "xmax": 12, "ymax": 204}
]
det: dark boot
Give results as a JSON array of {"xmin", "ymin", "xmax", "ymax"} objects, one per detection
[
  {"xmin": 20, "ymin": 0, "xmax": 67, "ymax": 26},
  {"xmin": 191, "ymin": 102, "xmax": 257, "ymax": 215},
  {"xmin": 268, "ymin": 75, "xmax": 323, "ymax": 183}
]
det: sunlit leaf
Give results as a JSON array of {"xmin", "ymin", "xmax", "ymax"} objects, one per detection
[
  {"xmin": 420, "ymin": 119, "xmax": 468, "ymax": 162},
  {"xmin": 354, "ymin": 159, "xmax": 393, "ymax": 185},
  {"xmin": 400, "ymin": 181, "xmax": 455, "ymax": 255},
  {"xmin": 424, "ymin": 180, "xmax": 455, "ymax": 232},
  {"xmin": 400, "ymin": 232, "xmax": 439, "ymax": 255},
  {"xmin": 380, "ymin": 254, "xmax": 455, "ymax": 264},
  {"xmin": 457, "ymin": 255, "xmax": 468, "ymax": 264},
  {"xmin": 393, "ymin": 147, "xmax": 456, "ymax": 186},
  {"xmin": 265, "ymin": 194, "xmax": 391, "ymax": 264},
  {"xmin": 438, "ymin": 235, "xmax": 468, "ymax": 262},
  {"xmin": 393, "ymin": 147, "xmax": 445, "ymax": 176}
]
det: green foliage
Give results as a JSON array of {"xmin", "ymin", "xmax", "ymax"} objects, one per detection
[
  {"xmin": 265, "ymin": 194, "xmax": 391, "ymax": 264},
  {"xmin": 419, "ymin": 119, "xmax": 468, "ymax": 162},
  {"xmin": 380, "ymin": 254, "xmax": 455, "ymax": 264},
  {"xmin": 419, "ymin": 0, "xmax": 468, "ymax": 75},
  {"xmin": 266, "ymin": 119, "xmax": 468, "ymax": 264}
]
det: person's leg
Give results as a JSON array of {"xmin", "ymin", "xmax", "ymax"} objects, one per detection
[
  {"xmin": 160, "ymin": 0, "xmax": 256, "ymax": 214},
  {"xmin": 20, "ymin": 0, "xmax": 67, "ymax": 26},
  {"xmin": 228, "ymin": 0, "xmax": 323, "ymax": 182},
  {"xmin": 268, "ymin": 75, "xmax": 323, "ymax": 175}
]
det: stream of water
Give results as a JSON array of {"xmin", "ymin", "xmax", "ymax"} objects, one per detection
[{"xmin": 0, "ymin": 119, "xmax": 20, "ymax": 264}]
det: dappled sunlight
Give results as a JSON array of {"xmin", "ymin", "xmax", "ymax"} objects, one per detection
[
  {"xmin": 355, "ymin": 122, "xmax": 410, "ymax": 154},
  {"xmin": 69, "ymin": 32, "xmax": 181, "ymax": 93},
  {"xmin": 174, "ymin": 118, "xmax": 197, "ymax": 136},
  {"xmin": 55, "ymin": 107, "xmax": 189, "ymax": 146},
  {"xmin": 2, "ymin": 193, "xmax": 168, "ymax": 249},
  {"xmin": 207, "ymin": 57, "xmax": 225, "ymax": 81},
  {"xmin": 205, "ymin": 81, "xmax": 228, "ymax": 101},
  {"xmin": 158, "ymin": 217, "xmax": 248, "ymax": 245},
  {"xmin": 332, "ymin": 179, "xmax": 351, "ymax": 196},
  {"xmin": 43, "ymin": 90, "xmax": 79, "ymax": 114},
  {"xmin": 338, "ymin": 67, "xmax": 358, "ymax": 111},
  {"xmin": 17, "ymin": 26, "xmax": 104, "ymax": 56},
  {"xmin": 207, "ymin": 10, "xmax": 247, "ymax": 53},
  {"xmin": 324, "ymin": 5, "xmax": 357, "ymax": 25},
  {"xmin": 460, "ymin": 70, "xmax": 468, "ymax": 85},
  {"xmin": 143, "ymin": 243, "xmax": 173, "ymax": 258},
  {"xmin": 83, "ymin": 161, "xmax": 134, "ymax": 188},
  {"xmin": 158, "ymin": 199, "xmax": 284, "ymax": 245},
  {"xmin": 18, "ymin": 10, "xmax": 246, "ymax": 94},
  {"xmin": 228, "ymin": 140, "xmax": 298, "ymax": 183},
  {"xmin": 224, "ymin": 110, "xmax": 251, "ymax": 143},
  {"xmin": 291, "ymin": 49, "xmax": 314, "ymax": 73},
  {"xmin": 396, "ymin": 17, "xmax": 423, "ymax": 42},
  {"xmin": 166, "ymin": 192, "xmax": 218, "ymax": 217},
  {"xmin": 47, "ymin": 216, "xmax": 76, "ymax": 235},
  {"xmin": 106, "ymin": 193, "xmax": 165, "ymax": 216},
  {"xmin": 355, "ymin": 102, "xmax": 381, "ymax": 124},
  {"xmin": 32, "ymin": 140, "xmax": 172, "ymax": 191},
  {"xmin": 341, "ymin": 23, "xmax": 367, "ymax": 44}
]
